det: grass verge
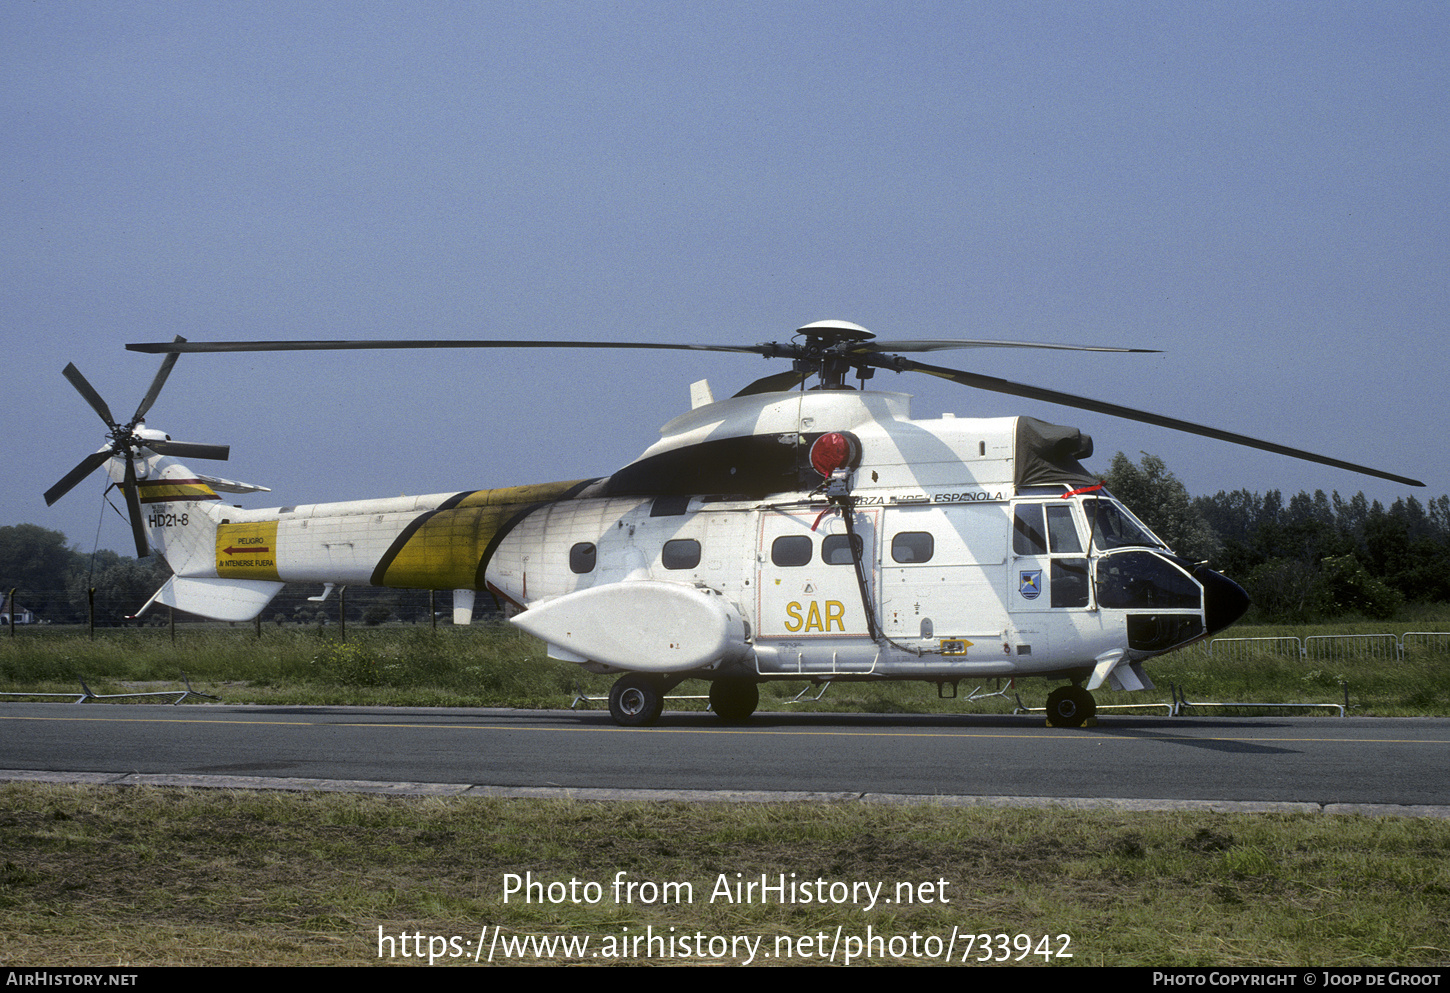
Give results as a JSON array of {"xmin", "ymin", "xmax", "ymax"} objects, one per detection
[{"xmin": 2, "ymin": 783, "xmax": 1448, "ymax": 967}]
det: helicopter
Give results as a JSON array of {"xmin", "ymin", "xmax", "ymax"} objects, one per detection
[{"xmin": 45, "ymin": 321, "xmax": 1423, "ymax": 728}]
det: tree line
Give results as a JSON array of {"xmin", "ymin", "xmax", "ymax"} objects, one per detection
[
  {"xmin": 1103, "ymin": 452, "xmax": 1450, "ymax": 622},
  {"xmin": 0, "ymin": 523, "xmax": 451, "ymax": 627},
  {"xmin": 0, "ymin": 524, "xmax": 171, "ymax": 626},
  {"xmin": 4, "ymin": 455, "xmax": 1448, "ymax": 625}
]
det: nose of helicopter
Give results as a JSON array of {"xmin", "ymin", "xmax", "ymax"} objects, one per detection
[{"xmin": 1196, "ymin": 566, "xmax": 1251, "ymax": 635}]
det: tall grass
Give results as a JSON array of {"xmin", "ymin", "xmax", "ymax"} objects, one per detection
[
  {"xmin": 3, "ymin": 613, "xmax": 1449, "ymax": 715},
  {"xmin": 0, "ymin": 623, "xmax": 612, "ymax": 707}
]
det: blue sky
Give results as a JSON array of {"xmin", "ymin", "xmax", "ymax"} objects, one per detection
[{"xmin": 5, "ymin": 1, "xmax": 1446, "ymax": 556}]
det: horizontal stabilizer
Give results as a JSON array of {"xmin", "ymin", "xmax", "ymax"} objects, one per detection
[
  {"xmin": 143, "ymin": 576, "xmax": 286, "ymax": 622},
  {"xmin": 193, "ymin": 472, "xmax": 272, "ymax": 494}
]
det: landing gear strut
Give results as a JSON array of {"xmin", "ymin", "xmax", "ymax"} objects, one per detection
[
  {"xmin": 709, "ymin": 677, "xmax": 759, "ymax": 722},
  {"xmin": 1045, "ymin": 684, "xmax": 1096, "ymax": 728},
  {"xmin": 609, "ymin": 673, "xmax": 665, "ymax": 727}
]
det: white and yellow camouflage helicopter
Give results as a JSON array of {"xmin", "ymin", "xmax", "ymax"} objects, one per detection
[{"xmin": 46, "ymin": 322, "xmax": 1422, "ymax": 727}]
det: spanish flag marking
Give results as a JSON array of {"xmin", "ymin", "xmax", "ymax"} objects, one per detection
[{"xmin": 215, "ymin": 521, "xmax": 281, "ymax": 581}]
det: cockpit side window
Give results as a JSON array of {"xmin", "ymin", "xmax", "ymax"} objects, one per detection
[
  {"xmin": 1051, "ymin": 559, "xmax": 1089, "ymax": 608},
  {"xmin": 1014, "ymin": 502, "xmax": 1088, "ymax": 608},
  {"xmin": 1096, "ymin": 551, "xmax": 1201, "ymax": 609},
  {"xmin": 1083, "ymin": 498, "xmax": 1165, "ymax": 550},
  {"xmin": 1045, "ymin": 504, "xmax": 1082, "ymax": 553},
  {"xmin": 1013, "ymin": 504, "xmax": 1047, "ymax": 556}
]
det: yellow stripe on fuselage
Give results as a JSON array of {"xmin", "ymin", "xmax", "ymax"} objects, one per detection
[{"xmin": 373, "ymin": 480, "xmax": 591, "ymax": 590}]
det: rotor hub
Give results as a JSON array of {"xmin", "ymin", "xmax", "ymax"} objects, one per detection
[
  {"xmin": 794, "ymin": 320, "xmax": 874, "ymax": 345},
  {"xmin": 792, "ymin": 321, "xmax": 877, "ymax": 389}
]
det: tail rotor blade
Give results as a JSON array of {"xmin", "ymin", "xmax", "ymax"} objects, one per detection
[
  {"xmin": 63, "ymin": 364, "xmax": 118, "ymax": 428},
  {"xmin": 44, "ymin": 450, "xmax": 115, "ymax": 507},
  {"xmin": 122, "ymin": 454, "xmax": 149, "ymax": 558},
  {"xmin": 147, "ymin": 439, "xmax": 229, "ymax": 461}
]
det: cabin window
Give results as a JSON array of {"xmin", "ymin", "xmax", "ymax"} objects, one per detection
[
  {"xmin": 822, "ymin": 533, "xmax": 863, "ymax": 565},
  {"xmin": 661, "ymin": 538, "xmax": 701, "ymax": 570},
  {"xmin": 1013, "ymin": 505, "xmax": 1047, "ymax": 556},
  {"xmin": 771, "ymin": 535, "xmax": 813, "ymax": 567},
  {"xmin": 891, "ymin": 531, "xmax": 934, "ymax": 564},
  {"xmin": 569, "ymin": 542, "xmax": 596, "ymax": 574}
]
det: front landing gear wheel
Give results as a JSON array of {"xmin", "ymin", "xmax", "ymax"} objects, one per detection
[
  {"xmin": 1045, "ymin": 685, "xmax": 1096, "ymax": 728},
  {"xmin": 709, "ymin": 678, "xmax": 759, "ymax": 722},
  {"xmin": 609, "ymin": 674, "xmax": 665, "ymax": 727}
]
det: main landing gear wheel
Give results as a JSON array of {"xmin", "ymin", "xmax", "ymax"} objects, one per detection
[
  {"xmin": 709, "ymin": 678, "xmax": 759, "ymax": 722},
  {"xmin": 1045, "ymin": 685, "xmax": 1096, "ymax": 728},
  {"xmin": 609, "ymin": 674, "xmax": 665, "ymax": 727}
]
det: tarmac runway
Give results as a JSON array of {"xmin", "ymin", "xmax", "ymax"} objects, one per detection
[{"xmin": 3, "ymin": 703, "xmax": 1448, "ymax": 815}]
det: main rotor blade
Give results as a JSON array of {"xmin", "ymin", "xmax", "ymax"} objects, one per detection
[
  {"xmin": 127, "ymin": 339, "xmax": 772, "ymax": 356},
  {"xmin": 885, "ymin": 356, "xmax": 1425, "ymax": 487},
  {"xmin": 131, "ymin": 336, "xmax": 185, "ymax": 424},
  {"xmin": 852, "ymin": 339, "xmax": 1160, "ymax": 355},
  {"xmin": 63, "ymin": 364, "xmax": 117, "ymax": 427},
  {"xmin": 733, "ymin": 368, "xmax": 809, "ymax": 397},
  {"xmin": 126, "ymin": 336, "xmax": 1157, "ymax": 358},
  {"xmin": 44, "ymin": 450, "xmax": 114, "ymax": 506},
  {"xmin": 122, "ymin": 454, "xmax": 149, "ymax": 558},
  {"xmin": 147, "ymin": 439, "xmax": 230, "ymax": 461}
]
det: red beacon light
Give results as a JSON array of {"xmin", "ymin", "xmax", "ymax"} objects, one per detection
[{"xmin": 809, "ymin": 432, "xmax": 860, "ymax": 478}]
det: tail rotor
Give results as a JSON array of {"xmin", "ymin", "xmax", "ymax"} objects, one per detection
[{"xmin": 44, "ymin": 337, "xmax": 230, "ymax": 557}]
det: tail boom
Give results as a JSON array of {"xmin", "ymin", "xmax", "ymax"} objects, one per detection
[{"xmin": 126, "ymin": 448, "xmax": 595, "ymax": 622}]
